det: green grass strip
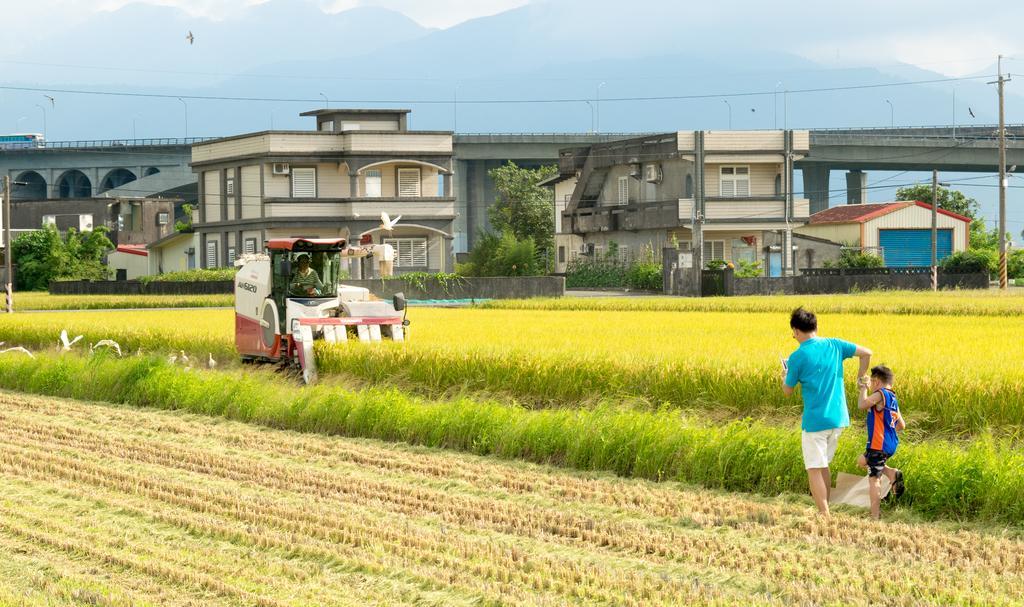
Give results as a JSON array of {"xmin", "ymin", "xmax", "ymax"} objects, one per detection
[{"xmin": 0, "ymin": 353, "xmax": 1021, "ymax": 525}]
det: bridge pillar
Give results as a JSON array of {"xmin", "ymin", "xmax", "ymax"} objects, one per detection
[
  {"xmin": 845, "ymin": 170, "xmax": 867, "ymax": 204},
  {"xmin": 801, "ymin": 165, "xmax": 830, "ymax": 215}
]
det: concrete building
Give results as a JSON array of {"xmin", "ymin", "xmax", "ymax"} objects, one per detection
[
  {"xmin": 190, "ymin": 109, "xmax": 455, "ymax": 274},
  {"xmin": 147, "ymin": 230, "xmax": 198, "ymax": 274},
  {"xmin": 8, "ymin": 196, "xmax": 177, "ymax": 246},
  {"xmin": 550, "ymin": 130, "xmax": 811, "ymax": 276},
  {"xmin": 796, "ymin": 201, "xmax": 971, "ymax": 266},
  {"xmin": 107, "ymin": 244, "xmax": 150, "ymax": 280}
]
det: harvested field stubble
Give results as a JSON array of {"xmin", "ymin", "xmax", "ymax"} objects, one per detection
[
  {"xmin": 0, "ymin": 354, "xmax": 1022, "ymax": 524},
  {"xmin": 0, "ymin": 391, "xmax": 1022, "ymax": 606}
]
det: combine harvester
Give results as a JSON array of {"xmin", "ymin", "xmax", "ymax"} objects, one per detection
[{"xmin": 234, "ymin": 236, "xmax": 408, "ymax": 383}]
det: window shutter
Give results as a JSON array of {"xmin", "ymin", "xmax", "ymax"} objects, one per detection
[
  {"xmin": 244, "ymin": 238, "xmax": 256, "ymax": 254},
  {"xmin": 227, "ymin": 247, "xmax": 236, "ymax": 265},
  {"xmin": 703, "ymin": 240, "xmax": 725, "ymax": 261},
  {"xmin": 411, "ymin": 239, "xmax": 427, "ymax": 267},
  {"xmin": 225, "ymin": 178, "xmax": 234, "ymax": 195},
  {"xmin": 206, "ymin": 241, "xmax": 218, "ymax": 268},
  {"xmin": 735, "ymin": 177, "xmax": 750, "ymax": 197},
  {"xmin": 398, "ymin": 169, "xmax": 421, "ymax": 197},
  {"xmin": 291, "ymin": 168, "xmax": 316, "ymax": 198},
  {"xmin": 365, "ymin": 169, "xmax": 382, "ymax": 197},
  {"xmin": 617, "ymin": 177, "xmax": 629, "ymax": 205},
  {"xmin": 720, "ymin": 179, "xmax": 735, "ymax": 197}
]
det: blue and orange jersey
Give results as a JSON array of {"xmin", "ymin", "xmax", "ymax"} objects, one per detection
[{"xmin": 865, "ymin": 388, "xmax": 901, "ymax": 455}]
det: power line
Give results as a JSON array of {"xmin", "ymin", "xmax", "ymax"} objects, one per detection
[{"xmin": 0, "ymin": 74, "xmax": 996, "ymax": 106}]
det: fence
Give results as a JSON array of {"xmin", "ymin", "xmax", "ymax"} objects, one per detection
[{"xmin": 50, "ymin": 276, "xmax": 564, "ymax": 300}]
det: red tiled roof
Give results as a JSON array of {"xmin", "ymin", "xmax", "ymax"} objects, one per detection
[
  {"xmin": 115, "ymin": 244, "xmax": 148, "ymax": 257},
  {"xmin": 808, "ymin": 201, "xmax": 973, "ymax": 225},
  {"xmin": 807, "ymin": 202, "xmax": 910, "ymax": 224}
]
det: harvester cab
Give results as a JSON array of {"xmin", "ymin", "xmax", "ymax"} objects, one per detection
[{"xmin": 234, "ymin": 237, "xmax": 407, "ymax": 384}]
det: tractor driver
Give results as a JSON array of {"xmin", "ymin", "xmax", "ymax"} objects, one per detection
[{"xmin": 289, "ymin": 254, "xmax": 324, "ymax": 296}]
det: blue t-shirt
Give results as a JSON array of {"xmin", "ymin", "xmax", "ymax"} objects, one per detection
[{"xmin": 785, "ymin": 337, "xmax": 857, "ymax": 432}]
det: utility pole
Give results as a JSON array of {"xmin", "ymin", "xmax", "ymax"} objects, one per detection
[
  {"xmin": 991, "ymin": 55, "xmax": 1010, "ymax": 289},
  {"xmin": 931, "ymin": 170, "xmax": 938, "ymax": 291},
  {"xmin": 3, "ymin": 175, "xmax": 12, "ymax": 313}
]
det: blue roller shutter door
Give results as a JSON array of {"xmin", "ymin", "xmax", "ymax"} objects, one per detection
[{"xmin": 879, "ymin": 229, "xmax": 953, "ymax": 267}]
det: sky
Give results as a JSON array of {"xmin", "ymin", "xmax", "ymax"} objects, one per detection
[{"xmin": 1, "ymin": 0, "xmax": 1018, "ymax": 75}]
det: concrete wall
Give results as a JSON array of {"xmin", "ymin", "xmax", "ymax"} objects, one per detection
[
  {"xmin": 729, "ymin": 269, "xmax": 988, "ymax": 295},
  {"xmin": 343, "ymin": 276, "xmax": 564, "ymax": 300},
  {"xmin": 795, "ymin": 222, "xmax": 860, "ymax": 245},
  {"xmin": 106, "ymin": 251, "xmax": 150, "ymax": 280},
  {"xmin": 149, "ymin": 233, "xmax": 197, "ymax": 274}
]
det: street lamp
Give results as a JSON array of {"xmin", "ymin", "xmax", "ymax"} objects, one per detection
[
  {"xmin": 722, "ymin": 99, "xmax": 732, "ymax": 129},
  {"xmin": 584, "ymin": 101, "xmax": 595, "ymax": 133},
  {"xmin": 319, "ymin": 92, "xmax": 329, "ymax": 109},
  {"xmin": 131, "ymin": 113, "xmax": 143, "ymax": 140},
  {"xmin": 177, "ymin": 98, "xmax": 188, "ymax": 139},
  {"xmin": 885, "ymin": 99, "xmax": 894, "ymax": 128},
  {"xmin": 596, "ymin": 82, "xmax": 606, "ymax": 133},
  {"xmin": 773, "ymin": 81, "xmax": 783, "ymax": 129}
]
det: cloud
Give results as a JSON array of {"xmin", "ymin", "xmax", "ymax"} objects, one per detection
[{"xmin": 320, "ymin": 0, "xmax": 530, "ymax": 29}]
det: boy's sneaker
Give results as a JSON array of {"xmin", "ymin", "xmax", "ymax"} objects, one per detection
[{"xmin": 891, "ymin": 470, "xmax": 905, "ymax": 499}]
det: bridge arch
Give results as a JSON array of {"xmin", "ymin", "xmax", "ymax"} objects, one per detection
[
  {"xmin": 99, "ymin": 168, "xmax": 137, "ymax": 193},
  {"xmin": 56, "ymin": 170, "xmax": 92, "ymax": 198},
  {"xmin": 13, "ymin": 170, "xmax": 46, "ymax": 200},
  {"xmin": 143, "ymin": 167, "xmax": 161, "ymax": 177}
]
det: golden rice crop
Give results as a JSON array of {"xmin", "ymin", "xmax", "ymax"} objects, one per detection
[
  {"xmin": 2, "ymin": 303, "xmax": 1021, "ymax": 435},
  {"xmin": 14, "ymin": 292, "xmax": 232, "ymax": 311},
  {"xmin": 0, "ymin": 391, "xmax": 1021, "ymax": 606},
  {"xmin": 480, "ymin": 289, "xmax": 1024, "ymax": 316}
]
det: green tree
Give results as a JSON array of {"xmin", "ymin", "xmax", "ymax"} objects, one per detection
[
  {"xmin": 487, "ymin": 161, "xmax": 558, "ymax": 254},
  {"xmin": 12, "ymin": 225, "xmax": 114, "ymax": 290},
  {"xmin": 460, "ymin": 231, "xmax": 542, "ymax": 277}
]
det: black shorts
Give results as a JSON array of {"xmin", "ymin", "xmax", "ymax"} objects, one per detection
[{"xmin": 864, "ymin": 449, "xmax": 891, "ymax": 478}]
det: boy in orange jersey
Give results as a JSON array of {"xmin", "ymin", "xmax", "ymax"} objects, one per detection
[{"xmin": 856, "ymin": 365, "xmax": 906, "ymax": 520}]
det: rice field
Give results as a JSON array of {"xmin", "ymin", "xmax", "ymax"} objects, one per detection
[
  {"xmin": 1, "ymin": 390, "xmax": 1022, "ymax": 606},
  {"xmin": 0, "ymin": 354, "xmax": 1022, "ymax": 524},
  {"xmin": 14, "ymin": 292, "xmax": 232, "ymax": 310},
  {"xmin": 481, "ymin": 290, "xmax": 1024, "ymax": 316},
  {"xmin": 2, "ymin": 305, "xmax": 1021, "ymax": 436}
]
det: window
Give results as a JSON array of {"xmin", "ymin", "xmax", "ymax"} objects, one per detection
[
  {"xmin": 616, "ymin": 176, "xmax": 629, "ymax": 205},
  {"xmin": 206, "ymin": 241, "xmax": 218, "ymax": 268},
  {"xmin": 226, "ymin": 178, "xmax": 235, "ymax": 195},
  {"xmin": 398, "ymin": 168, "xmax": 421, "ymax": 197},
  {"xmin": 291, "ymin": 167, "xmax": 316, "ymax": 198},
  {"xmin": 731, "ymin": 238, "xmax": 756, "ymax": 264},
  {"xmin": 341, "ymin": 123, "xmax": 361, "ymax": 131},
  {"xmin": 42, "ymin": 215, "xmax": 56, "ymax": 227},
  {"xmin": 227, "ymin": 246, "xmax": 236, "ymax": 266},
  {"xmin": 558, "ymin": 246, "xmax": 566, "ymax": 264},
  {"xmin": 774, "ymin": 174, "xmax": 782, "ymax": 196},
  {"xmin": 244, "ymin": 238, "xmax": 257, "ymax": 254},
  {"xmin": 704, "ymin": 240, "xmax": 725, "ymax": 261},
  {"xmin": 365, "ymin": 169, "xmax": 382, "ymax": 197},
  {"xmin": 383, "ymin": 237, "xmax": 428, "ymax": 268},
  {"xmin": 719, "ymin": 166, "xmax": 750, "ymax": 197},
  {"xmin": 157, "ymin": 212, "xmax": 169, "ymax": 225},
  {"xmin": 320, "ymin": 120, "xmax": 334, "ymax": 132},
  {"xmin": 684, "ymin": 174, "xmax": 694, "ymax": 198}
]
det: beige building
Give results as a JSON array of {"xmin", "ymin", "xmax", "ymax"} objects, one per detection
[
  {"xmin": 549, "ymin": 130, "xmax": 812, "ymax": 276},
  {"xmin": 190, "ymin": 109, "xmax": 455, "ymax": 274},
  {"xmin": 106, "ymin": 244, "xmax": 150, "ymax": 280},
  {"xmin": 796, "ymin": 201, "xmax": 971, "ymax": 266},
  {"xmin": 147, "ymin": 231, "xmax": 198, "ymax": 275}
]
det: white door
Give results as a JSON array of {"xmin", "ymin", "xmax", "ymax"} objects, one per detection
[{"xmin": 365, "ymin": 169, "xmax": 382, "ymax": 197}]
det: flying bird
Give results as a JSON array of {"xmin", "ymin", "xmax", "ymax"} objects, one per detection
[
  {"xmin": 0, "ymin": 346, "xmax": 34, "ymax": 359},
  {"xmin": 58, "ymin": 329, "xmax": 83, "ymax": 352},
  {"xmin": 968, "ymin": 107, "xmax": 975, "ymax": 118},
  {"xmin": 186, "ymin": 31, "xmax": 194, "ymax": 45},
  {"xmin": 43, "ymin": 95, "xmax": 55, "ymax": 108},
  {"xmin": 380, "ymin": 211, "xmax": 402, "ymax": 232},
  {"xmin": 91, "ymin": 340, "xmax": 122, "ymax": 357}
]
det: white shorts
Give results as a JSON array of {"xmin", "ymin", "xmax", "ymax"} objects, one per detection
[{"xmin": 801, "ymin": 428, "xmax": 843, "ymax": 469}]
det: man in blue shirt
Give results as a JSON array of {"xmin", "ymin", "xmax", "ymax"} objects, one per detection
[{"xmin": 782, "ymin": 307, "xmax": 873, "ymax": 517}]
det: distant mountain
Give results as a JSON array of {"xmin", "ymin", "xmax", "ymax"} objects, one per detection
[{"xmin": 0, "ymin": 0, "xmax": 1019, "ymax": 139}]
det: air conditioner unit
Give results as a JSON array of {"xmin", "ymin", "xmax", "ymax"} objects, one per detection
[
  {"xmin": 272, "ymin": 162, "xmax": 290, "ymax": 175},
  {"xmin": 628, "ymin": 163, "xmax": 642, "ymax": 178},
  {"xmin": 644, "ymin": 163, "xmax": 662, "ymax": 183}
]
